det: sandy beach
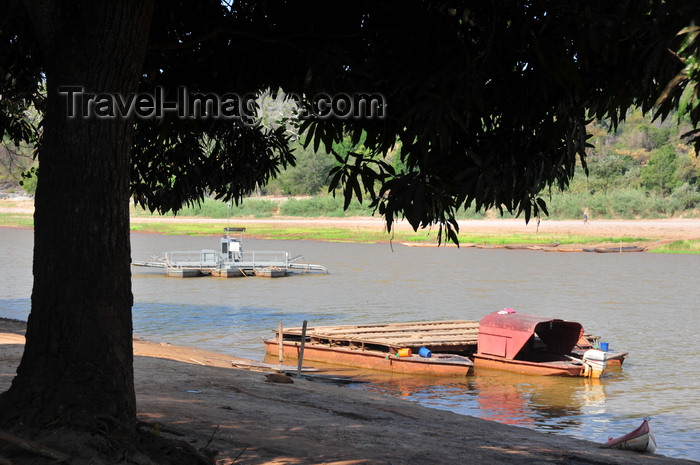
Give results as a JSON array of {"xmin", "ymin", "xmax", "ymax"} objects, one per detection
[{"xmin": 1, "ymin": 318, "xmax": 697, "ymax": 465}]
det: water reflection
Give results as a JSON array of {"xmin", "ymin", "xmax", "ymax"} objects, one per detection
[
  {"xmin": 265, "ymin": 354, "xmax": 614, "ymax": 433},
  {"xmin": 342, "ymin": 367, "xmax": 609, "ymax": 430},
  {"xmin": 474, "ymin": 370, "xmax": 589, "ymax": 427}
]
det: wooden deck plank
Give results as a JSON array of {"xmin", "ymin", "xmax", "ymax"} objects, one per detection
[
  {"xmin": 321, "ymin": 338, "xmax": 478, "ymax": 347},
  {"xmin": 284, "ymin": 320, "xmax": 478, "ymax": 335},
  {"xmin": 337, "ymin": 339, "xmax": 477, "ymax": 347},
  {"xmin": 290, "ymin": 320, "xmax": 477, "ymax": 329},
  {"xmin": 279, "ymin": 320, "xmax": 480, "ymax": 350},
  {"xmin": 309, "ymin": 319, "xmax": 474, "ymax": 327},
  {"xmin": 296, "ymin": 320, "xmax": 478, "ymax": 332},
  {"xmin": 307, "ymin": 326, "xmax": 479, "ymax": 337},
  {"xmin": 294, "ymin": 332, "xmax": 478, "ymax": 343},
  {"xmin": 284, "ymin": 323, "xmax": 478, "ymax": 332},
  {"xmin": 313, "ymin": 332, "xmax": 478, "ymax": 342},
  {"xmin": 309, "ymin": 327, "xmax": 479, "ymax": 336}
]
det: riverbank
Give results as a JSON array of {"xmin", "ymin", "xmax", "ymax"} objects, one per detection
[
  {"xmin": 133, "ymin": 216, "xmax": 700, "ymax": 250},
  {"xmin": 1, "ymin": 318, "xmax": 697, "ymax": 465},
  {"xmin": 2, "ymin": 198, "xmax": 700, "ymax": 252}
]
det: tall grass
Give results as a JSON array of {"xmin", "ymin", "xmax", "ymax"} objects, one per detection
[
  {"xmin": 544, "ymin": 189, "xmax": 698, "ymax": 219},
  {"xmin": 0, "ymin": 213, "xmax": 33, "ymax": 228},
  {"xmin": 132, "ymin": 198, "xmax": 279, "ymax": 218},
  {"xmin": 130, "ymin": 190, "xmax": 698, "ymax": 221},
  {"xmin": 132, "ymin": 196, "xmax": 377, "ymax": 218},
  {"xmin": 279, "ymin": 196, "xmax": 374, "ymax": 217},
  {"xmin": 651, "ymin": 240, "xmax": 700, "ymax": 254}
]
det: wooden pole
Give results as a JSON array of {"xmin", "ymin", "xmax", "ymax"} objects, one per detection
[
  {"xmin": 296, "ymin": 320, "xmax": 307, "ymax": 378},
  {"xmin": 277, "ymin": 321, "xmax": 284, "ymax": 363}
]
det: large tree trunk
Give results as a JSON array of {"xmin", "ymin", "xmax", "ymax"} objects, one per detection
[{"xmin": 0, "ymin": 0, "xmax": 153, "ymax": 439}]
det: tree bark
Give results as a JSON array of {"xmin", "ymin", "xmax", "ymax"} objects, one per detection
[{"xmin": 0, "ymin": 0, "xmax": 154, "ymax": 435}]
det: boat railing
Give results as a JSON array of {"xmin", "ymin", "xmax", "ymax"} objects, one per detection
[
  {"xmin": 165, "ymin": 250, "xmax": 219, "ymax": 268},
  {"xmin": 237, "ymin": 250, "xmax": 289, "ymax": 266},
  {"xmin": 159, "ymin": 249, "xmax": 327, "ymax": 274}
]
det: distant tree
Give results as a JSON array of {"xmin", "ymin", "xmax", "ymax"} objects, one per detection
[
  {"xmin": 586, "ymin": 152, "xmax": 641, "ymax": 193},
  {"xmin": 0, "ymin": 142, "xmax": 35, "ymax": 191},
  {"xmin": 674, "ymin": 149, "xmax": 700, "ymax": 187},
  {"xmin": 273, "ymin": 141, "xmax": 337, "ymax": 195},
  {"xmin": 612, "ymin": 108, "xmax": 673, "ymax": 152},
  {"xmin": 641, "ymin": 145, "xmax": 681, "ymax": 194}
]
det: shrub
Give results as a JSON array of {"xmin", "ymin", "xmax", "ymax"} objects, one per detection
[
  {"xmin": 174, "ymin": 198, "xmax": 279, "ymax": 218},
  {"xmin": 671, "ymin": 183, "xmax": 700, "ymax": 210},
  {"xmin": 279, "ymin": 195, "xmax": 374, "ymax": 217}
]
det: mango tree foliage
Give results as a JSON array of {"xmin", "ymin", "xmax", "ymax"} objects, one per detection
[
  {"xmin": 3, "ymin": 1, "xmax": 700, "ymax": 242},
  {"xmin": 126, "ymin": 1, "xmax": 700, "ymax": 243}
]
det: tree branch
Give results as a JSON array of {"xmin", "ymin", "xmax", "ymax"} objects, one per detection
[{"xmin": 148, "ymin": 27, "xmax": 359, "ymax": 52}]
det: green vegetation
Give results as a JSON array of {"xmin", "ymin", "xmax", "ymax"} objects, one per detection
[
  {"xmin": 3, "ymin": 208, "xmax": 696, "ymax": 252},
  {"xmin": 551, "ymin": 109, "xmax": 700, "ymax": 218},
  {"xmin": 4, "ymin": 109, "xmax": 699, "ymax": 219},
  {"xmin": 130, "ymin": 108, "xmax": 700, "ymax": 221},
  {"xmin": 0, "ymin": 139, "xmax": 36, "ymax": 194},
  {"xmin": 544, "ymin": 189, "xmax": 695, "ymax": 219},
  {"xmin": 0, "ymin": 213, "xmax": 33, "ymax": 228},
  {"xmin": 130, "ymin": 187, "xmax": 695, "ymax": 222},
  {"xmin": 8, "ymin": 122, "xmax": 699, "ymax": 250},
  {"xmin": 128, "ymin": 219, "xmax": 649, "ymax": 246},
  {"xmin": 132, "ymin": 195, "xmax": 484, "ymax": 220},
  {"xmin": 132, "ymin": 198, "xmax": 279, "ymax": 218},
  {"xmin": 650, "ymin": 239, "xmax": 700, "ymax": 254},
  {"xmin": 131, "ymin": 196, "xmax": 374, "ymax": 218}
]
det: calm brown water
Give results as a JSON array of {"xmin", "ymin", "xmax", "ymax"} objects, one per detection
[{"xmin": 1, "ymin": 227, "xmax": 699, "ymax": 461}]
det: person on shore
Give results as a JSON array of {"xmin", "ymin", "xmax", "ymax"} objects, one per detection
[{"xmin": 583, "ymin": 212, "xmax": 588, "ymax": 224}]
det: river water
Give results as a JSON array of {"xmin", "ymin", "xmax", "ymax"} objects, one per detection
[{"xmin": 1, "ymin": 227, "xmax": 699, "ymax": 461}]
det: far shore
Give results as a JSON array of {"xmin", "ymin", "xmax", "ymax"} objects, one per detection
[
  {"xmin": 135, "ymin": 215, "xmax": 700, "ymax": 241},
  {"xmin": 1, "ymin": 317, "xmax": 697, "ymax": 465},
  {"xmin": 2, "ymin": 198, "xmax": 700, "ymax": 251}
]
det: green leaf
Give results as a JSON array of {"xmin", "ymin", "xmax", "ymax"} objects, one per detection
[{"xmin": 678, "ymin": 82, "xmax": 695, "ymax": 118}]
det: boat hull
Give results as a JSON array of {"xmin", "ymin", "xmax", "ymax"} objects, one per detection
[
  {"xmin": 592, "ymin": 246, "xmax": 647, "ymax": 253},
  {"xmin": 255, "ymin": 267, "xmax": 288, "ymax": 278},
  {"xmin": 472, "ymin": 353, "xmax": 587, "ymax": 377},
  {"xmin": 210, "ymin": 268, "xmax": 245, "ymax": 277},
  {"xmin": 604, "ymin": 419, "xmax": 657, "ymax": 453},
  {"xmin": 166, "ymin": 268, "xmax": 202, "ymax": 278},
  {"xmin": 264, "ymin": 340, "xmax": 473, "ymax": 377}
]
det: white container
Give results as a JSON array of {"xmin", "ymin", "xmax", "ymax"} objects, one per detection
[{"xmin": 582, "ymin": 349, "xmax": 607, "ymax": 378}]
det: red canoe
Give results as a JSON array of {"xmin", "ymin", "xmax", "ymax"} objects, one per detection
[{"xmin": 604, "ymin": 418, "xmax": 657, "ymax": 453}]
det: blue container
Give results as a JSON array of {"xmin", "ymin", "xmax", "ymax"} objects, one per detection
[
  {"xmin": 418, "ymin": 347, "xmax": 432, "ymax": 358},
  {"xmin": 600, "ymin": 342, "xmax": 609, "ymax": 351}
]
